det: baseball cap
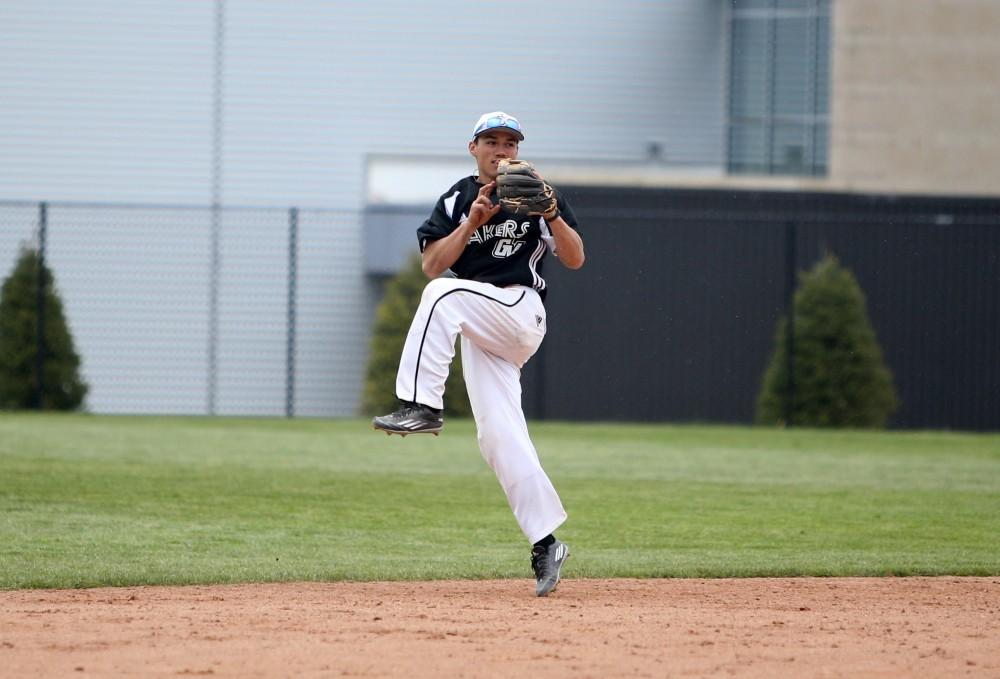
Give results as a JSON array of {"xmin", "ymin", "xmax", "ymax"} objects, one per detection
[{"xmin": 472, "ymin": 111, "xmax": 524, "ymax": 141}]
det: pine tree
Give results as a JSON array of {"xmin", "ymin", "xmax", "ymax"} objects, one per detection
[
  {"xmin": 362, "ymin": 255, "xmax": 471, "ymax": 417},
  {"xmin": 0, "ymin": 247, "xmax": 88, "ymax": 410},
  {"xmin": 756, "ymin": 254, "xmax": 898, "ymax": 428}
]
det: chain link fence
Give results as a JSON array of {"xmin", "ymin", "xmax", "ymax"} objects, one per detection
[
  {"xmin": 0, "ymin": 201, "xmax": 375, "ymax": 416},
  {"xmin": 4, "ymin": 191, "xmax": 999, "ymax": 430}
]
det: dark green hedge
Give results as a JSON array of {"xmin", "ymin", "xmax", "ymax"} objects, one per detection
[
  {"xmin": 756, "ymin": 254, "xmax": 898, "ymax": 428},
  {"xmin": 0, "ymin": 247, "xmax": 88, "ymax": 410}
]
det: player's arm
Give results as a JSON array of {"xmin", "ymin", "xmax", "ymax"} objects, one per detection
[
  {"xmin": 545, "ymin": 213, "xmax": 585, "ymax": 270},
  {"xmin": 499, "ymin": 161, "xmax": 585, "ymax": 270},
  {"xmin": 422, "ymin": 182, "xmax": 499, "ymax": 278}
]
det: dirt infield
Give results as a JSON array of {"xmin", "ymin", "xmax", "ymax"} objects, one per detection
[{"xmin": 2, "ymin": 577, "xmax": 997, "ymax": 678}]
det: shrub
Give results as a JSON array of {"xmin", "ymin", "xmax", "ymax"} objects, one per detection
[
  {"xmin": 756, "ymin": 253, "xmax": 898, "ymax": 428},
  {"xmin": 0, "ymin": 247, "xmax": 88, "ymax": 410},
  {"xmin": 362, "ymin": 254, "xmax": 471, "ymax": 417}
]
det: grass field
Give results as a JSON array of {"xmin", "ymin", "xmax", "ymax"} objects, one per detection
[{"xmin": 1, "ymin": 414, "xmax": 998, "ymax": 590}]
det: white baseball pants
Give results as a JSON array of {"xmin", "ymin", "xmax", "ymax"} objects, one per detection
[{"xmin": 395, "ymin": 277, "xmax": 567, "ymax": 544}]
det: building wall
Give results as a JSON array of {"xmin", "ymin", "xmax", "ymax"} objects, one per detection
[
  {"xmin": 0, "ymin": 1, "xmax": 727, "ymax": 416},
  {"xmin": 0, "ymin": 1, "xmax": 727, "ymax": 209},
  {"xmin": 829, "ymin": 0, "xmax": 1000, "ymax": 196},
  {"xmin": 4, "ymin": 1, "xmax": 995, "ymax": 418},
  {"xmin": 6, "ymin": 1, "xmax": 996, "ymax": 206}
]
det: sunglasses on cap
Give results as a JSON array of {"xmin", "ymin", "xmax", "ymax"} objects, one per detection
[{"xmin": 473, "ymin": 116, "xmax": 523, "ymax": 139}]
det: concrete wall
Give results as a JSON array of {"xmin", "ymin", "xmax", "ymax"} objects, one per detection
[{"xmin": 830, "ymin": 0, "xmax": 1000, "ymax": 196}]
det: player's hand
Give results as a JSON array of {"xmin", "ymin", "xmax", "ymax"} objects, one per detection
[{"xmin": 468, "ymin": 181, "xmax": 500, "ymax": 227}]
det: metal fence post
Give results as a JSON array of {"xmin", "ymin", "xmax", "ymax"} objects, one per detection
[
  {"xmin": 207, "ymin": 0, "xmax": 225, "ymax": 416},
  {"xmin": 783, "ymin": 220, "xmax": 797, "ymax": 426},
  {"xmin": 207, "ymin": 206, "xmax": 220, "ymax": 416},
  {"xmin": 35, "ymin": 202, "xmax": 48, "ymax": 410},
  {"xmin": 285, "ymin": 207, "xmax": 299, "ymax": 418}
]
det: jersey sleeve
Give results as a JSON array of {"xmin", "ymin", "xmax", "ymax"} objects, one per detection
[
  {"xmin": 555, "ymin": 193, "xmax": 579, "ymax": 231},
  {"xmin": 417, "ymin": 187, "xmax": 463, "ymax": 253}
]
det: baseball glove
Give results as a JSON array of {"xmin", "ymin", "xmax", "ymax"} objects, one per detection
[{"xmin": 496, "ymin": 159, "xmax": 558, "ymax": 218}]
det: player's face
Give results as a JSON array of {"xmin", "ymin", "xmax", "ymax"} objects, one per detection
[{"xmin": 469, "ymin": 130, "xmax": 520, "ymax": 181}]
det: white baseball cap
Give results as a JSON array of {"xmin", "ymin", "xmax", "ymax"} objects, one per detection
[{"xmin": 471, "ymin": 111, "xmax": 524, "ymax": 141}]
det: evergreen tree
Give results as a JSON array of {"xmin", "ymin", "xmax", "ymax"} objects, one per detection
[
  {"xmin": 0, "ymin": 247, "xmax": 88, "ymax": 410},
  {"xmin": 756, "ymin": 254, "xmax": 898, "ymax": 428},
  {"xmin": 362, "ymin": 255, "xmax": 471, "ymax": 416}
]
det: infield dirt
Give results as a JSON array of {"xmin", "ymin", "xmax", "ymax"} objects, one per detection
[{"xmin": 2, "ymin": 577, "xmax": 997, "ymax": 678}]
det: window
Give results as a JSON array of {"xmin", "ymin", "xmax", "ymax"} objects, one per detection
[{"xmin": 727, "ymin": 0, "xmax": 831, "ymax": 175}]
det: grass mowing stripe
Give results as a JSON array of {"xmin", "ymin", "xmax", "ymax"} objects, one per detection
[{"xmin": 1, "ymin": 414, "xmax": 998, "ymax": 588}]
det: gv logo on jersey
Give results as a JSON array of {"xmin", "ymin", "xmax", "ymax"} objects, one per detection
[{"xmin": 492, "ymin": 238, "xmax": 525, "ymax": 258}]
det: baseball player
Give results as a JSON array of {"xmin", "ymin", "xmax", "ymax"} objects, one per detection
[{"xmin": 372, "ymin": 111, "xmax": 585, "ymax": 596}]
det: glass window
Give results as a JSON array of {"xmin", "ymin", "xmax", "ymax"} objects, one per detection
[
  {"xmin": 776, "ymin": 0, "xmax": 810, "ymax": 9},
  {"xmin": 730, "ymin": 124, "xmax": 768, "ymax": 173},
  {"xmin": 730, "ymin": 18, "xmax": 770, "ymax": 117},
  {"xmin": 771, "ymin": 123, "xmax": 810, "ymax": 174},
  {"xmin": 773, "ymin": 18, "xmax": 810, "ymax": 116},
  {"xmin": 727, "ymin": 0, "xmax": 831, "ymax": 175},
  {"xmin": 731, "ymin": 1, "xmax": 776, "ymax": 10},
  {"xmin": 813, "ymin": 122, "xmax": 828, "ymax": 175},
  {"xmin": 815, "ymin": 14, "xmax": 830, "ymax": 115}
]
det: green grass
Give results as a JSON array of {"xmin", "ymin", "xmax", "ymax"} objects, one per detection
[{"xmin": 1, "ymin": 414, "xmax": 998, "ymax": 589}]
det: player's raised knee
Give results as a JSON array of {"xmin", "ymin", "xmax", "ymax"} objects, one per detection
[{"xmin": 421, "ymin": 277, "xmax": 457, "ymax": 303}]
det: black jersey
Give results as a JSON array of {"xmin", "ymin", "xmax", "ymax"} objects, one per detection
[{"xmin": 417, "ymin": 175, "xmax": 579, "ymax": 300}]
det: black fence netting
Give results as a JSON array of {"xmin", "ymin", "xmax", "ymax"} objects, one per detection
[{"xmin": 523, "ymin": 186, "xmax": 1000, "ymax": 431}]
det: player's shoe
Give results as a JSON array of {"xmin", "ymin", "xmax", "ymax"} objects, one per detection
[
  {"xmin": 531, "ymin": 538, "xmax": 569, "ymax": 597},
  {"xmin": 372, "ymin": 401, "xmax": 443, "ymax": 436}
]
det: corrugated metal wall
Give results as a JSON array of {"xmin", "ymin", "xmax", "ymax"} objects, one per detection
[
  {"xmin": 1, "ymin": 1, "xmax": 726, "ymax": 208},
  {"xmin": 0, "ymin": 1, "xmax": 726, "ymax": 415},
  {"xmin": 0, "ymin": 2, "xmax": 215, "ymax": 204}
]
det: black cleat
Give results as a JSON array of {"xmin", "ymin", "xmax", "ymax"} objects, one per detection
[
  {"xmin": 372, "ymin": 402, "xmax": 443, "ymax": 436},
  {"xmin": 531, "ymin": 539, "xmax": 570, "ymax": 597}
]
